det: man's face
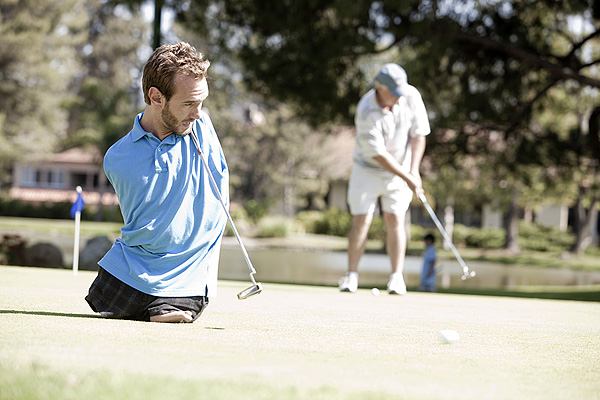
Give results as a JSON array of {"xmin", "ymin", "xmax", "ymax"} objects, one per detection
[
  {"xmin": 161, "ymin": 73, "xmax": 209, "ymax": 136},
  {"xmin": 377, "ymin": 86, "xmax": 399, "ymax": 109}
]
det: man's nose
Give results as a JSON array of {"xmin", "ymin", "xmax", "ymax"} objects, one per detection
[{"xmin": 190, "ymin": 104, "xmax": 202, "ymax": 120}]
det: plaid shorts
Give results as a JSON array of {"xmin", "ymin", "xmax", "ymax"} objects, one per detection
[{"xmin": 85, "ymin": 267, "xmax": 209, "ymax": 322}]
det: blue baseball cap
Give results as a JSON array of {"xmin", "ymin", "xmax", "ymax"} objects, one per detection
[{"xmin": 374, "ymin": 63, "xmax": 408, "ymax": 97}]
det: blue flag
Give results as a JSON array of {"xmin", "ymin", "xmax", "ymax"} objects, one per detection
[{"xmin": 70, "ymin": 192, "xmax": 85, "ymax": 218}]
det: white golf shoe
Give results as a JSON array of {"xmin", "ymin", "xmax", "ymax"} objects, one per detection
[
  {"xmin": 387, "ymin": 274, "xmax": 407, "ymax": 295},
  {"xmin": 338, "ymin": 273, "xmax": 358, "ymax": 293}
]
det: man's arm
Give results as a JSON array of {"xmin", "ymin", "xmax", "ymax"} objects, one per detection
[
  {"xmin": 409, "ymin": 135, "xmax": 426, "ymax": 178},
  {"xmin": 372, "ymin": 135, "xmax": 427, "ymax": 195}
]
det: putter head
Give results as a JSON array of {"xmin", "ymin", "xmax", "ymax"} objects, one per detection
[
  {"xmin": 237, "ymin": 283, "xmax": 263, "ymax": 300},
  {"xmin": 461, "ymin": 270, "xmax": 477, "ymax": 280}
]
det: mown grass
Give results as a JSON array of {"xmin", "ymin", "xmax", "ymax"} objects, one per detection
[{"xmin": 1, "ymin": 266, "xmax": 599, "ymax": 400}]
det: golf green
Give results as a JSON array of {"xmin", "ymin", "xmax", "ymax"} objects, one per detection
[{"xmin": 1, "ymin": 266, "xmax": 598, "ymax": 400}]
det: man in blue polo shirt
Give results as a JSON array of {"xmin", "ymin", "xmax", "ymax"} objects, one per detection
[{"xmin": 85, "ymin": 42, "xmax": 228, "ymax": 323}]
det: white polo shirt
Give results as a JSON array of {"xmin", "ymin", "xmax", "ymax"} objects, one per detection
[{"xmin": 353, "ymin": 86, "xmax": 431, "ymax": 172}]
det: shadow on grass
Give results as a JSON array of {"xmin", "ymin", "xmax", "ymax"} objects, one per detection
[{"xmin": 0, "ymin": 310, "xmax": 100, "ymax": 319}]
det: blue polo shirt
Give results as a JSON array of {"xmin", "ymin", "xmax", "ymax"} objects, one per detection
[{"xmin": 98, "ymin": 111, "xmax": 228, "ymax": 297}]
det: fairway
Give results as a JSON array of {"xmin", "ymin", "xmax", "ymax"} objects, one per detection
[{"xmin": 1, "ymin": 266, "xmax": 599, "ymax": 400}]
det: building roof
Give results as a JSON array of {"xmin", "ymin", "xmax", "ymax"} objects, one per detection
[{"xmin": 8, "ymin": 187, "xmax": 118, "ymax": 206}]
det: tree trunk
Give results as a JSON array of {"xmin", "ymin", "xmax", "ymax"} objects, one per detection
[
  {"xmin": 504, "ymin": 185, "xmax": 521, "ymax": 253},
  {"xmin": 570, "ymin": 194, "xmax": 598, "ymax": 255},
  {"xmin": 443, "ymin": 197, "xmax": 454, "ymax": 251},
  {"xmin": 153, "ymin": 0, "xmax": 163, "ymax": 49},
  {"xmin": 523, "ymin": 206, "xmax": 533, "ymax": 224}
]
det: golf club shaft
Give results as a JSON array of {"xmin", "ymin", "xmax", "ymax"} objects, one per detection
[
  {"xmin": 418, "ymin": 193, "xmax": 470, "ymax": 276},
  {"xmin": 190, "ymin": 132, "xmax": 257, "ymax": 283}
]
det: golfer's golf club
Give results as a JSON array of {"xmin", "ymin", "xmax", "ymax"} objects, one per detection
[
  {"xmin": 190, "ymin": 132, "xmax": 263, "ymax": 300},
  {"xmin": 418, "ymin": 193, "xmax": 476, "ymax": 280}
]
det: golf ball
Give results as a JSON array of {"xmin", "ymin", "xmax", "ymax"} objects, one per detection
[
  {"xmin": 439, "ymin": 330, "xmax": 460, "ymax": 344},
  {"xmin": 371, "ymin": 288, "xmax": 380, "ymax": 296}
]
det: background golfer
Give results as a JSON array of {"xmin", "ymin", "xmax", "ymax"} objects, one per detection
[
  {"xmin": 339, "ymin": 63, "xmax": 431, "ymax": 294},
  {"xmin": 85, "ymin": 42, "xmax": 228, "ymax": 323}
]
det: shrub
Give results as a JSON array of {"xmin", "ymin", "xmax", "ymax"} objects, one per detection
[
  {"xmin": 465, "ymin": 228, "xmax": 505, "ymax": 249},
  {"xmin": 518, "ymin": 222, "xmax": 573, "ymax": 252},
  {"xmin": 243, "ymin": 199, "xmax": 271, "ymax": 223},
  {"xmin": 311, "ymin": 208, "xmax": 352, "ymax": 237},
  {"xmin": 0, "ymin": 195, "xmax": 120, "ymax": 222},
  {"xmin": 0, "ymin": 234, "xmax": 28, "ymax": 265},
  {"xmin": 224, "ymin": 204, "xmax": 251, "ymax": 237},
  {"xmin": 295, "ymin": 211, "xmax": 323, "ymax": 234},
  {"xmin": 255, "ymin": 216, "xmax": 293, "ymax": 238},
  {"xmin": 367, "ymin": 217, "xmax": 386, "ymax": 241}
]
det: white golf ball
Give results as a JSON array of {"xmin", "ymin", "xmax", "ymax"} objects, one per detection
[
  {"xmin": 371, "ymin": 287, "xmax": 380, "ymax": 296},
  {"xmin": 439, "ymin": 330, "xmax": 460, "ymax": 344}
]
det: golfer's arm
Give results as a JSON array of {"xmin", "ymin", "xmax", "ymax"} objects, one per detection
[
  {"xmin": 409, "ymin": 135, "xmax": 426, "ymax": 175},
  {"xmin": 372, "ymin": 153, "xmax": 411, "ymax": 181}
]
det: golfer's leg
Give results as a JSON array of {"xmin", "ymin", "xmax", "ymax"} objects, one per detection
[
  {"xmin": 347, "ymin": 214, "xmax": 373, "ymax": 273},
  {"xmin": 150, "ymin": 311, "xmax": 193, "ymax": 323},
  {"xmin": 383, "ymin": 211, "xmax": 406, "ymax": 274},
  {"xmin": 148, "ymin": 296, "xmax": 209, "ymax": 323}
]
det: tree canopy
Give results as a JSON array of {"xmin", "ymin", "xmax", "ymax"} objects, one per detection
[{"xmin": 177, "ymin": 0, "xmax": 600, "ymax": 128}]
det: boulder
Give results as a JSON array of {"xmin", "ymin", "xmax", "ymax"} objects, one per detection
[
  {"xmin": 79, "ymin": 236, "xmax": 113, "ymax": 270},
  {"xmin": 25, "ymin": 243, "xmax": 64, "ymax": 269}
]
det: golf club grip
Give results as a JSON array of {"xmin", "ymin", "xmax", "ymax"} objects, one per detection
[
  {"xmin": 190, "ymin": 132, "xmax": 257, "ymax": 275},
  {"xmin": 418, "ymin": 194, "xmax": 469, "ymax": 270}
]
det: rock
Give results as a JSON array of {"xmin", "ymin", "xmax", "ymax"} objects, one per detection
[
  {"xmin": 79, "ymin": 236, "xmax": 113, "ymax": 270},
  {"xmin": 25, "ymin": 243, "xmax": 64, "ymax": 269}
]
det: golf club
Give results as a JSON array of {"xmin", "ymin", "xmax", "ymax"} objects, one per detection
[
  {"xmin": 190, "ymin": 131, "xmax": 263, "ymax": 300},
  {"xmin": 418, "ymin": 193, "xmax": 476, "ymax": 280}
]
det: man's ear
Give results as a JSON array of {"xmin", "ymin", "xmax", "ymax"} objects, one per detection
[{"xmin": 148, "ymin": 87, "xmax": 164, "ymax": 105}]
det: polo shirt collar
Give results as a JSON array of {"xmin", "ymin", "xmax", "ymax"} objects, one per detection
[
  {"xmin": 130, "ymin": 112, "xmax": 191, "ymax": 145},
  {"xmin": 131, "ymin": 113, "xmax": 151, "ymax": 142}
]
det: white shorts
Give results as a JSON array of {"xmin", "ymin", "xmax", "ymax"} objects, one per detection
[{"xmin": 347, "ymin": 163, "xmax": 413, "ymax": 216}]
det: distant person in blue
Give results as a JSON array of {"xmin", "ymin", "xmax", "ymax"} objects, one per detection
[
  {"xmin": 85, "ymin": 42, "xmax": 228, "ymax": 323},
  {"xmin": 418, "ymin": 234, "xmax": 437, "ymax": 292}
]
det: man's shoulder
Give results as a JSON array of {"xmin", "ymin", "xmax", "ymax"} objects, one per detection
[
  {"xmin": 402, "ymin": 85, "xmax": 426, "ymax": 105},
  {"xmin": 105, "ymin": 131, "xmax": 134, "ymax": 157},
  {"xmin": 356, "ymin": 90, "xmax": 381, "ymax": 122}
]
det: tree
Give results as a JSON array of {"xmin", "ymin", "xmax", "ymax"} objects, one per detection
[
  {"xmin": 170, "ymin": 21, "xmax": 342, "ymax": 215},
  {"xmin": 174, "ymin": 0, "xmax": 600, "ymax": 250},
  {"xmin": 0, "ymin": 0, "xmax": 80, "ymax": 187},
  {"xmin": 59, "ymin": 0, "xmax": 150, "ymax": 220},
  {"xmin": 176, "ymin": 1, "xmax": 600, "ymax": 125},
  {"xmin": 62, "ymin": 0, "xmax": 150, "ymax": 153}
]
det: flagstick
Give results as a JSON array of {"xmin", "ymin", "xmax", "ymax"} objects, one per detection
[{"xmin": 72, "ymin": 186, "xmax": 82, "ymax": 277}]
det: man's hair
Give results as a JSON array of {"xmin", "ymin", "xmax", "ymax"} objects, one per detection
[
  {"xmin": 424, "ymin": 233, "xmax": 435, "ymax": 243},
  {"xmin": 142, "ymin": 42, "xmax": 210, "ymax": 105}
]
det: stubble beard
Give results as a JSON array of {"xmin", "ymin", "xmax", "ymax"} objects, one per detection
[{"xmin": 162, "ymin": 104, "xmax": 194, "ymax": 136}]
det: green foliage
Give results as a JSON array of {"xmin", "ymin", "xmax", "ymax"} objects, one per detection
[
  {"xmin": 467, "ymin": 228, "xmax": 506, "ymax": 249},
  {"xmin": 177, "ymin": 0, "xmax": 599, "ymax": 129},
  {"xmin": 518, "ymin": 222, "xmax": 574, "ymax": 252},
  {"xmin": 0, "ymin": 234, "xmax": 27, "ymax": 265},
  {"xmin": 307, "ymin": 208, "xmax": 352, "ymax": 237},
  {"xmin": 62, "ymin": 0, "xmax": 149, "ymax": 154},
  {"xmin": 243, "ymin": 199, "xmax": 271, "ymax": 223},
  {"xmin": 0, "ymin": 0, "xmax": 78, "ymax": 184},
  {"xmin": 295, "ymin": 210, "xmax": 579, "ymax": 253},
  {"xmin": 255, "ymin": 216, "xmax": 293, "ymax": 238},
  {"xmin": 175, "ymin": 0, "xmax": 600, "ymax": 249},
  {"xmin": 294, "ymin": 211, "xmax": 323, "ymax": 234},
  {"xmin": 295, "ymin": 208, "xmax": 385, "ymax": 240},
  {"xmin": 0, "ymin": 195, "xmax": 120, "ymax": 222}
]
